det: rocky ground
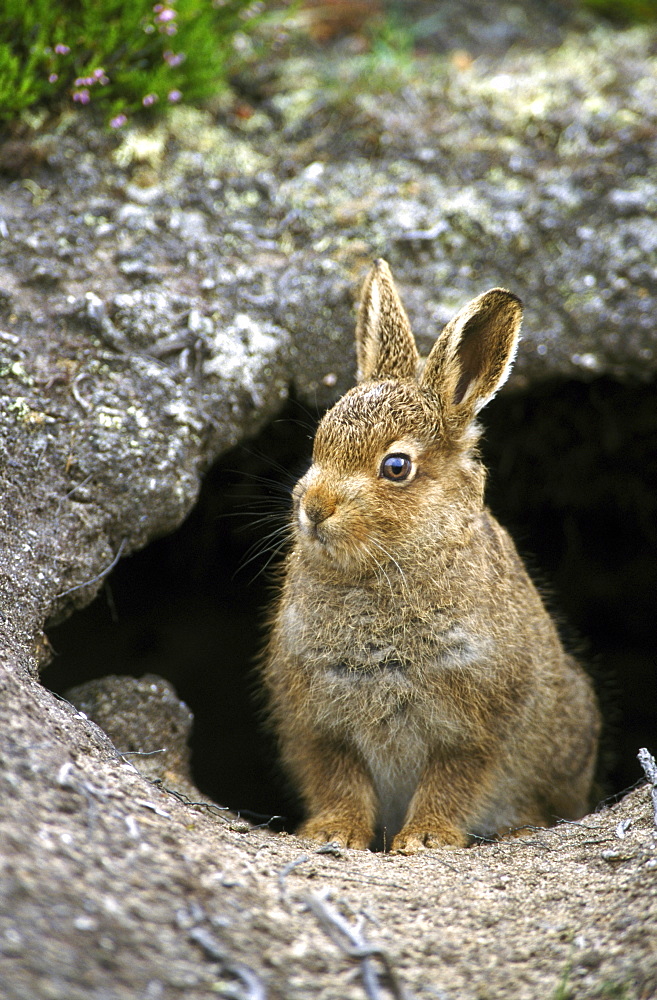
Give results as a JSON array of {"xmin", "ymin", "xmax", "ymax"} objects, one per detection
[{"xmin": 1, "ymin": 2, "xmax": 656, "ymax": 997}]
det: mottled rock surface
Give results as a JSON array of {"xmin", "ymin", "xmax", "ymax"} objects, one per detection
[{"xmin": 66, "ymin": 674, "xmax": 198, "ymax": 795}]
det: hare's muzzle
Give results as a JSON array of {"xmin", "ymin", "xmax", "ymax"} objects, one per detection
[{"xmin": 298, "ymin": 484, "xmax": 337, "ymax": 538}]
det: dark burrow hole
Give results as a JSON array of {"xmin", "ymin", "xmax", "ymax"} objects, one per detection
[{"xmin": 44, "ymin": 377, "xmax": 657, "ymax": 829}]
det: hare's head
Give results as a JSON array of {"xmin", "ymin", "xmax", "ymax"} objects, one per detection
[{"xmin": 292, "ymin": 260, "xmax": 522, "ymax": 578}]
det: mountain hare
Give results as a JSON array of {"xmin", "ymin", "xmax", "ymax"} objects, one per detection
[{"xmin": 262, "ymin": 259, "xmax": 600, "ymax": 853}]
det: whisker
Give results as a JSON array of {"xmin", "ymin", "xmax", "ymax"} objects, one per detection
[
  {"xmin": 231, "ymin": 520, "xmax": 290, "ymax": 542},
  {"xmin": 237, "ymin": 534, "xmax": 291, "ymax": 586},
  {"xmin": 240, "ymin": 521, "xmax": 291, "ymax": 559},
  {"xmin": 236, "ymin": 524, "xmax": 291, "ymax": 581},
  {"xmin": 233, "ymin": 448, "xmax": 311, "ymax": 485},
  {"xmin": 271, "ymin": 397, "xmax": 322, "ymax": 431},
  {"xmin": 220, "ymin": 472, "xmax": 295, "ymax": 496},
  {"xmin": 368, "ymin": 537, "xmax": 410, "ymax": 596},
  {"xmin": 367, "ymin": 546, "xmax": 395, "ymax": 595},
  {"xmin": 235, "ymin": 517, "xmax": 288, "ymax": 544},
  {"xmin": 215, "ymin": 505, "xmax": 290, "ymax": 519},
  {"xmin": 218, "ymin": 506, "xmax": 290, "ymax": 523},
  {"xmin": 271, "ymin": 415, "xmax": 317, "ymax": 435}
]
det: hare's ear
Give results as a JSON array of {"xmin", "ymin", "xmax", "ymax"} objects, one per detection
[
  {"xmin": 355, "ymin": 259, "xmax": 420, "ymax": 381},
  {"xmin": 420, "ymin": 288, "xmax": 522, "ymax": 419}
]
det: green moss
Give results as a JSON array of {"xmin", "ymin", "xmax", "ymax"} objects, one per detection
[
  {"xmin": 0, "ymin": 360, "xmax": 33, "ymax": 386},
  {"xmin": 322, "ymin": 15, "xmax": 417, "ymax": 98},
  {"xmin": 595, "ymin": 983, "xmax": 632, "ymax": 999},
  {"xmin": 582, "ymin": 0, "xmax": 657, "ymax": 23},
  {"xmin": 552, "ymin": 957, "xmax": 574, "ymax": 1000},
  {"xmin": 0, "ymin": 0, "xmax": 264, "ymax": 128}
]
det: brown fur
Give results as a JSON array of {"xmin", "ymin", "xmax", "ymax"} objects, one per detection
[{"xmin": 261, "ymin": 259, "xmax": 600, "ymax": 853}]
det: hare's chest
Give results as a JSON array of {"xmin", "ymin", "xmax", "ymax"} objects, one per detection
[
  {"xmin": 280, "ymin": 592, "xmax": 486, "ymax": 679},
  {"xmin": 279, "ymin": 596, "xmax": 486, "ymax": 738}
]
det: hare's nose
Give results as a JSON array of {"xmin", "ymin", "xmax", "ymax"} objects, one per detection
[{"xmin": 301, "ymin": 488, "xmax": 336, "ymax": 528}]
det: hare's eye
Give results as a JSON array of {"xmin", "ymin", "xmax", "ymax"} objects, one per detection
[{"xmin": 380, "ymin": 453, "xmax": 413, "ymax": 482}]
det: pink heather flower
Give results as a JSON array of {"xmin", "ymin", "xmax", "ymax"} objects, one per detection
[
  {"xmin": 167, "ymin": 89, "xmax": 182, "ymax": 102},
  {"xmin": 162, "ymin": 23, "xmax": 177, "ymax": 35},
  {"xmin": 142, "ymin": 93, "xmax": 159, "ymax": 106},
  {"xmin": 153, "ymin": 3, "xmax": 164, "ymax": 9},
  {"xmin": 54, "ymin": 43, "xmax": 70, "ymax": 55},
  {"xmin": 155, "ymin": 8, "xmax": 175, "ymax": 21},
  {"xmin": 74, "ymin": 76, "xmax": 95, "ymax": 87},
  {"xmin": 110, "ymin": 114, "xmax": 128, "ymax": 128},
  {"xmin": 49, "ymin": 73, "xmax": 58, "ymax": 83},
  {"xmin": 73, "ymin": 89, "xmax": 91, "ymax": 104},
  {"xmin": 163, "ymin": 50, "xmax": 184, "ymax": 67},
  {"xmin": 92, "ymin": 68, "xmax": 105, "ymax": 79}
]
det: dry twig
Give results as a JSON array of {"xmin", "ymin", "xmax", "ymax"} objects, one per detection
[
  {"xmin": 148, "ymin": 779, "xmax": 232, "ymax": 822},
  {"xmin": 56, "ymin": 538, "xmax": 127, "ymax": 598},
  {"xmin": 278, "ymin": 853, "xmax": 311, "ymax": 902},
  {"xmin": 304, "ymin": 888, "xmax": 415, "ymax": 1000},
  {"xmin": 189, "ymin": 925, "xmax": 267, "ymax": 1000}
]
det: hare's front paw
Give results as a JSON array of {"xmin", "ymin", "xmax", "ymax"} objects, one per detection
[
  {"xmin": 391, "ymin": 822, "xmax": 467, "ymax": 855},
  {"xmin": 298, "ymin": 816, "xmax": 373, "ymax": 851}
]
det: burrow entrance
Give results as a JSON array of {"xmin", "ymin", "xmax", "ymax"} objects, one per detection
[{"xmin": 44, "ymin": 377, "xmax": 657, "ymax": 826}]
